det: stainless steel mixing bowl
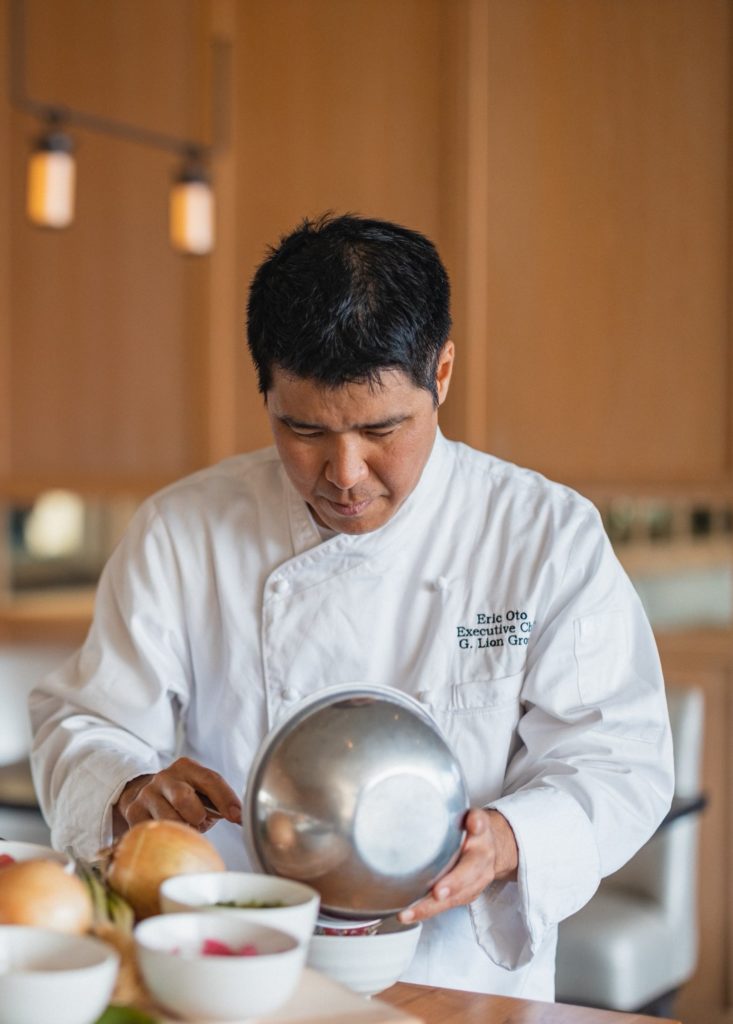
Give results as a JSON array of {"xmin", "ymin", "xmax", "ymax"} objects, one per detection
[{"xmin": 243, "ymin": 684, "xmax": 469, "ymax": 919}]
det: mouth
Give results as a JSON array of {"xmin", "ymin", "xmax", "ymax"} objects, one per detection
[{"xmin": 322, "ymin": 496, "xmax": 373, "ymax": 518}]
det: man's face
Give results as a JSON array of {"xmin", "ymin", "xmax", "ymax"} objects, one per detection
[{"xmin": 266, "ymin": 343, "xmax": 454, "ymax": 534}]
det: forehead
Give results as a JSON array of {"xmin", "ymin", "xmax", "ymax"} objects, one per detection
[{"xmin": 266, "ymin": 367, "xmax": 428, "ymax": 427}]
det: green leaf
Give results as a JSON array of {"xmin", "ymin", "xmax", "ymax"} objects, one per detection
[{"xmin": 94, "ymin": 1006, "xmax": 161, "ymax": 1024}]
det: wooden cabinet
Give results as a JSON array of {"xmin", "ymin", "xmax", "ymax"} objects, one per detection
[{"xmin": 441, "ymin": 0, "xmax": 733, "ymax": 491}]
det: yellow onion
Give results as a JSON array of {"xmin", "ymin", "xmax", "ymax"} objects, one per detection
[
  {"xmin": 0, "ymin": 859, "xmax": 93, "ymax": 933},
  {"xmin": 105, "ymin": 820, "xmax": 225, "ymax": 919}
]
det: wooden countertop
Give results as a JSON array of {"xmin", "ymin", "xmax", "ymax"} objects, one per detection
[
  {"xmin": 0, "ymin": 588, "xmax": 94, "ymax": 643},
  {"xmin": 380, "ymin": 983, "xmax": 681, "ymax": 1024}
]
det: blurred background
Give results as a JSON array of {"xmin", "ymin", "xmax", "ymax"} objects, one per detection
[{"xmin": 0, "ymin": 1, "xmax": 730, "ymax": 1019}]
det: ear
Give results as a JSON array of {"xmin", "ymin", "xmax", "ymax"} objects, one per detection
[{"xmin": 435, "ymin": 341, "xmax": 455, "ymax": 406}]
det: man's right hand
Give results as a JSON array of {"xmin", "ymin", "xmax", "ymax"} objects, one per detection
[{"xmin": 113, "ymin": 757, "xmax": 242, "ymax": 835}]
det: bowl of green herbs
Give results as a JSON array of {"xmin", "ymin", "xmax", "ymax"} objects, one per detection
[{"xmin": 158, "ymin": 871, "xmax": 319, "ymax": 945}]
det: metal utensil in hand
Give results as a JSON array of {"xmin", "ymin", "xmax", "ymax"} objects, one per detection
[{"xmin": 195, "ymin": 791, "xmax": 224, "ymax": 820}]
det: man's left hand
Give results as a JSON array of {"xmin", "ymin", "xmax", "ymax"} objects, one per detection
[{"xmin": 398, "ymin": 808, "xmax": 518, "ymax": 924}]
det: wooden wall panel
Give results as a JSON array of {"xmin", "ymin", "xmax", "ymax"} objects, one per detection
[
  {"xmin": 204, "ymin": 0, "xmax": 240, "ymax": 464},
  {"xmin": 4, "ymin": 0, "xmax": 209, "ymax": 494},
  {"xmin": 231, "ymin": 0, "xmax": 447, "ymax": 452},
  {"xmin": 7, "ymin": 0, "xmax": 729, "ymax": 492},
  {"xmin": 433, "ymin": 0, "xmax": 491, "ymax": 449},
  {"xmin": 0, "ymin": 0, "xmax": 11, "ymax": 597},
  {"xmin": 0, "ymin": 0, "xmax": 10, "ymax": 481},
  {"xmin": 23, "ymin": 0, "xmax": 209, "ymax": 143},
  {"xmin": 456, "ymin": 0, "xmax": 731, "ymax": 488},
  {"xmin": 8, "ymin": 119, "xmax": 206, "ymax": 490}
]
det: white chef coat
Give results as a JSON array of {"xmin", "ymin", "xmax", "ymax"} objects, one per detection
[{"xmin": 29, "ymin": 430, "xmax": 674, "ymax": 999}]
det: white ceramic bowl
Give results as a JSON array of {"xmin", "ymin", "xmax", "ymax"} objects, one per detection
[
  {"xmin": 306, "ymin": 917, "xmax": 422, "ymax": 996},
  {"xmin": 159, "ymin": 871, "xmax": 319, "ymax": 944},
  {"xmin": 0, "ymin": 926, "xmax": 119, "ymax": 1024},
  {"xmin": 134, "ymin": 911, "xmax": 306, "ymax": 1021},
  {"xmin": 0, "ymin": 840, "xmax": 73, "ymax": 873}
]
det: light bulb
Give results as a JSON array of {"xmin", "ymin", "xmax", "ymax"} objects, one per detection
[
  {"xmin": 169, "ymin": 158, "xmax": 214, "ymax": 255},
  {"xmin": 24, "ymin": 489, "xmax": 85, "ymax": 558},
  {"xmin": 26, "ymin": 128, "xmax": 76, "ymax": 229}
]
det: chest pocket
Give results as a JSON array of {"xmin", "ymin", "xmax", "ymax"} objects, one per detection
[
  {"xmin": 422, "ymin": 672, "xmax": 525, "ymax": 805},
  {"xmin": 421, "ymin": 672, "xmax": 524, "ymax": 714}
]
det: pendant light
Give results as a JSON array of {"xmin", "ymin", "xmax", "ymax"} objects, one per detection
[
  {"xmin": 169, "ymin": 151, "xmax": 215, "ymax": 256},
  {"xmin": 26, "ymin": 119, "xmax": 76, "ymax": 229},
  {"xmin": 11, "ymin": 0, "xmax": 221, "ymax": 255}
]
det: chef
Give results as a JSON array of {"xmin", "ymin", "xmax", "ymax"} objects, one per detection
[{"xmin": 30, "ymin": 213, "xmax": 674, "ymax": 999}]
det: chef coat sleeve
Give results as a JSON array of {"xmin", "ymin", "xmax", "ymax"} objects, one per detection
[
  {"xmin": 469, "ymin": 506, "xmax": 674, "ymax": 970},
  {"xmin": 29, "ymin": 500, "xmax": 191, "ymax": 860}
]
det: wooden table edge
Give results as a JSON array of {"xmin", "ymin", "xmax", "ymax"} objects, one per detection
[{"xmin": 379, "ymin": 981, "xmax": 682, "ymax": 1024}]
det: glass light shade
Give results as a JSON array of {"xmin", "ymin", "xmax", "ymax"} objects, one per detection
[
  {"xmin": 169, "ymin": 179, "xmax": 214, "ymax": 255},
  {"xmin": 26, "ymin": 148, "xmax": 76, "ymax": 229}
]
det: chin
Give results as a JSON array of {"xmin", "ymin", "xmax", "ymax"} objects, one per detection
[{"xmin": 335, "ymin": 518, "xmax": 385, "ymax": 535}]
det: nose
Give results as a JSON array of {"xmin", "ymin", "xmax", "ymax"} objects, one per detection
[{"xmin": 325, "ymin": 436, "xmax": 369, "ymax": 492}]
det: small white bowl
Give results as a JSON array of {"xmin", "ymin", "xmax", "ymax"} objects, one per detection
[
  {"xmin": 134, "ymin": 911, "xmax": 306, "ymax": 1021},
  {"xmin": 307, "ymin": 916, "xmax": 422, "ymax": 996},
  {"xmin": 159, "ymin": 871, "xmax": 320, "ymax": 944},
  {"xmin": 0, "ymin": 926, "xmax": 119, "ymax": 1024},
  {"xmin": 0, "ymin": 840, "xmax": 73, "ymax": 873}
]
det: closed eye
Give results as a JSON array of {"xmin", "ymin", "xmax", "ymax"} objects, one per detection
[{"xmin": 290, "ymin": 427, "xmax": 323, "ymax": 438}]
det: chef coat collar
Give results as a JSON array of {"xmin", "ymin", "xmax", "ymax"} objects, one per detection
[{"xmin": 282, "ymin": 427, "xmax": 451, "ymax": 558}]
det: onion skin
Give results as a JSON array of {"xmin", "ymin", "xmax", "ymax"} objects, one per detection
[
  {"xmin": 0, "ymin": 859, "xmax": 93, "ymax": 933},
  {"xmin": 106, "ymin": 820, "xmax": 225, "ymax": 919}
]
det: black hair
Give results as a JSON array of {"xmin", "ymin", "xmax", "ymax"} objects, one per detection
[{"xmin": 246, "ymin": 213, "xmax": 452, "ymax": 403}]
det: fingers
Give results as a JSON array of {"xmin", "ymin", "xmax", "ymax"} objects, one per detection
[
  {"xmin": 399, "ymin": 849, "xmax": 491, "ymax": 922},
  {"xmin": 168, "ymin": 758, "xmax": 243, "ymax": 824},
  {"xmin": 399, "ymin": 809, "xmax": 498, "ymax": 924},
  {"xmin": 125, "ymin": 790, "xmax": 186, "ymax": 827},
  {"xmin": 119, "ymin": 758, "xmax": 242, "ymax": 830},
  {"xmin": 464, "ymin": 807, "xmax": 489, "ymax": 835}
]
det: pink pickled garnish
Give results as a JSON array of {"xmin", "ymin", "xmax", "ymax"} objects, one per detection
[
  {"xmin": 201, "ymin": 939, "xmax": 260, "ymax": 956},
  {"xmin": 202, "ymin": 939, "xmax": 234, "ymax": 956}
]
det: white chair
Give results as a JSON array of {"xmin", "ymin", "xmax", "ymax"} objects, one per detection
[
  {"xmin": 555, "ymin": 685, "xmax": 705, "ymax": 1017},
  {"xmin": 0, "ymin": 643, "xmax": 77, "ymax": 843}
]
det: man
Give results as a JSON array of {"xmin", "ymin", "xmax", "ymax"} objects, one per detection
[{"xmin": 30, "ymin": 214, "xmax": 673, "ymax": 997}]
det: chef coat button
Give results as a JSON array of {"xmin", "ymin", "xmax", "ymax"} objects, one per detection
[
  {"xmin": 281, "ymin": 687, "xmax": 299, "ymax": 702},
  {"xmin": 434, "ymin": 576, "xmax": 449, "ymax": 592},
  {"xmin": 273, "ymin": 578, "xmax": 291, "ymax": 596},
  {"xmin": 416, "ymin": 690, "xmax": 431, "ymax": 703}
]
